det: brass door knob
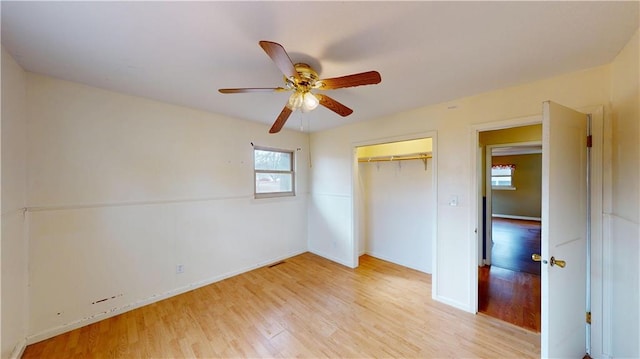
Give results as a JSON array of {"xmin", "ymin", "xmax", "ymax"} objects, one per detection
[
  {"xmin": 531, "ymin": 254, "xmax": 548, "ymax": 264},
  {"xmin": 550, "ymin": 256, "xmax": 566, "ymax": 268}
]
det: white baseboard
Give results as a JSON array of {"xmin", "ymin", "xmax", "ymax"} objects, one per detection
[
  {"xmin": 308, "ymin": 248, "xmax": 356, "ymax": 268},
  {"xmin": 365, "ymin": 251, "xmax": 431, "ymax": 274},
  {"xmin": 433, "ymin": 294, "xmax": 474, "ymax": 314},
  {"xmin": 492, "ymin": 214, "xmax": 541, "ymax": 221},
  {"xmin": 10, "ymin": 339, "xmax": 26, "ymax": 359},
  {"xmin": 25, "ymin": 249, "xmax": 307, "ymax": 345}
]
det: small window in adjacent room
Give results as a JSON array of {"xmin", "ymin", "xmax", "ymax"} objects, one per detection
[
  {"xmin": 491, "ymin": 164, "xmax": 516, "ymax": 190},
  {"xmin": 254, "ymin": 147, "xmax": 295, "ymax": 198}
]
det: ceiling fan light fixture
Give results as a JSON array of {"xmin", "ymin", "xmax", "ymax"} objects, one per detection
[
  {"xmin": 302, "ymin": 92, "xmax": 319, "ymax": 112},
  {"xmin": 287, "ymin": 92, "xmax": 301, "ymax": 109},
  {"xmin": 287, "ymin": 91, "xmax": 319, "ymax": 113}
]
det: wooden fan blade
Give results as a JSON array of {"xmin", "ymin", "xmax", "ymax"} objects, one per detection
[
  {"xmin": 259, "ymin": 41, "xmax": 300, "ymax": 81},
  {"xmin": 316, "ymin": 94, "xmax": 353, "ymax": 117},
  {"xmin": 269, "ymin": 106, "xmax": 293, "ymax": 134},
  {"xmin": 317, "ymin": 71, "xmax": 381, "ymax": 90},
  {"xmin": 219, "ymin": 87, "xmax": 287, "ymax": 94}
]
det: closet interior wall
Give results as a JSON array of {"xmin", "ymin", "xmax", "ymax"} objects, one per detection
[{"xmin": 359, "ymin": 155, "xmax": 433, "ymax": 273}]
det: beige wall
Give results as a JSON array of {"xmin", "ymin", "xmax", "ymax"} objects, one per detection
[
  {"xmin": 491, "ymin": 154, "xmax": 542, "ymax": 218},
  {"xmin": 479, "ymin": 124, "xmax": 542, "ymax": 146},
  {"xmin": 610, "ymin": 29, "xmax": 639, "ymax": 223},
  {"xmin": 23, "ymin": 72, "xmax": 311, "ymax": 343},
  {"xmin": 608, "ymin": 28, "xmax": 639, "ymax": 357},
  {"xmin": 356, "ymin": 138, "xmax": 432, "ymax": 158},
  {"xmin": 1, "ymin": 47, "xmax": 29, "ymax": 359},
  {"xmin": 359, "ymin": 157, "xmax": 433, "ymax": 273}
]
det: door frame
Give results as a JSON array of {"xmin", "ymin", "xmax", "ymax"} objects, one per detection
[
  {"xmin": 469, "ymin": 105, "xmax": 604, "ymax": 354},
  {"xmin": 470, "ymin": 114, "xmax": 541, "ymax": 313}
]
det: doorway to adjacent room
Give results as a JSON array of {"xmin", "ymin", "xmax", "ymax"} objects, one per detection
[{"xmin": 478, "ymin": 128, "xmax": 543, "ymax": 332}]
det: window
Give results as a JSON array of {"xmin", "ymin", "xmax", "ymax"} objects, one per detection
[
  {"xmin": 254, "ymin": 147, "xmax": 295, "ymax": 198},
  {"xmin": 491, "ymin": 164, "xmax": 516, "ymax": 190}
]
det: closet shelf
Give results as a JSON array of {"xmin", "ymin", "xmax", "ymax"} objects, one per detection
[
  {"xmin": 357, "ymin": 153, "xmax": 432, "ymax": 163},
  {"xmin": 358, "ymin": 153, "xmax": 431, "ymax": 170}
]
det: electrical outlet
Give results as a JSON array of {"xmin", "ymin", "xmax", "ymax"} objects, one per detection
[{"xmin": 176, "ymin": 264, "xmax": 185, "ymax": 274}]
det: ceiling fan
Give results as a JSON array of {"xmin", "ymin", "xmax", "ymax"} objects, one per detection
[{"xmin": 219, "ymin": 41, "xmax": 382, "ymax": 134}]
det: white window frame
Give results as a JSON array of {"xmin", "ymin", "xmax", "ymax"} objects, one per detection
[
  {"xmin": 253, "ymin": 146, "xmax": 295, "ymax": 199},
  {"xmin": 491, "ymin": 166, "xmax": 516, "ymax": 190}
]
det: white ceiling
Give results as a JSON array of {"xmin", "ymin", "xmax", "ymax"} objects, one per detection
[{"xmin": 2, "ymin": 1, "xmax": 638, "ymax": 133}]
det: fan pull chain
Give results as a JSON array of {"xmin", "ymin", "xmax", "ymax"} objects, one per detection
[
  {"xmin": 299, "ymin": 112, "xmax": 304, "ymax": 132},
  {"xmin": 297, "ymin": 112, "xmax": 310, "ymax": 133}
]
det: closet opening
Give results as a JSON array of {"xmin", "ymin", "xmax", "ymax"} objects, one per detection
[{"xmin": 353, "ymin": 137, "xmax": 434, "ymax": 273}]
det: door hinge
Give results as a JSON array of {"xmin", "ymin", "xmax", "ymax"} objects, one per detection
[
  {"xmin": 586, "ymin": 135, "xmax": 592, "ymax": 148},
  {"xmin": 586, "ymin": 311, "xmax": 591, "ymax": 324}
]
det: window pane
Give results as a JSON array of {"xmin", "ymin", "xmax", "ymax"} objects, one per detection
[
  {"xmin": 254, "ymin": 150, "xmax": 291, "ymax": 171},
  {"xmin": 491, "ymin": 176, "xmax": 512, "ymax": 186},
  {"xmin": 256, "ymin": 173, "xmax": 293, "ymax": 193},
  {"xmin": 491, "ymin": 168, "xmax": 512, "ymax": 176}
]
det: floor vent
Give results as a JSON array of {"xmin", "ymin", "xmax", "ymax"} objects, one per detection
[{"xmin": 268, "ymin": 261, "xmax": 285, "ymax": 268}]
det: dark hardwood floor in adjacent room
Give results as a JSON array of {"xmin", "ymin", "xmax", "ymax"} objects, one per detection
[
  {"xmin": 23, "ymin": 253, "xmax": 540, "ymax": 358},
  {"xmin": 491, "ymin": 218, "xmax": 541, "ymax": 275},
  {"xmin": 479, "ymin": 218, "xmax": 542, "ymax": 332},
  {"xmin": 479, "ymin": 265, "xmax": 541, "ymax": 332}
]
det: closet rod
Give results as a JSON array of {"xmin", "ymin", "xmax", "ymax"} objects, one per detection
[{"xmin": 357, "ymin": 154, "xmax": 432, "ymax": 163}]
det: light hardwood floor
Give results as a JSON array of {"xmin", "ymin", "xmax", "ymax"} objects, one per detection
[{"xmin": 23, "ymin": 253, "xmax": 540, "ymax": 358}]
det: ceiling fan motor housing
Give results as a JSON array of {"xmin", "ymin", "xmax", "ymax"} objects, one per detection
[{"xmin": 287, "ymin": 63, "xmax": 319, "ymax": 91}]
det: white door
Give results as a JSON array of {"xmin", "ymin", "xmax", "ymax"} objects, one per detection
[{"xmin": 540, "ymin": 101, "xmax": 588, "ymax": 358}]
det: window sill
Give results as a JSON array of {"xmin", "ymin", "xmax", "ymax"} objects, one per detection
[
  {"xmin": 492, "ymin": 186, "xmax": 516, "ymax": 191},
  {"xmin": 254, "ymin": 192, "xmax": 295, "ymax": 200}
]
